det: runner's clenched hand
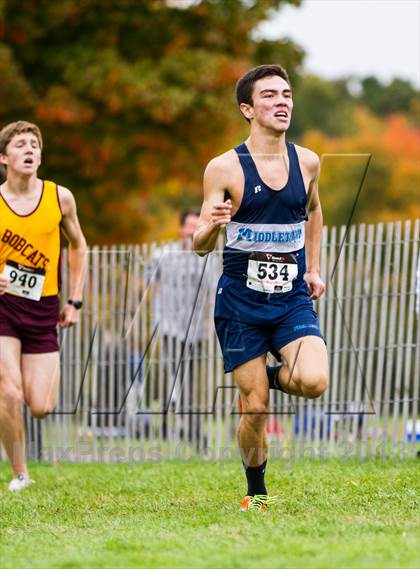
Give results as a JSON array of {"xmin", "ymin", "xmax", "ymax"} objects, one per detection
[
  {"xmin": 210, "ymin": 199, "xmax": 232, "ymax": 228},
  {"xmin": 59, "ymin": 304, "xmax": 79, "ymax": 328},
  {"xmin": 304, "ymin": 271, "xmax": 325, "ymax": 300}
]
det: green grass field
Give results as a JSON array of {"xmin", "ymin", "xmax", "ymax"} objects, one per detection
[{"xmin": 1, "ymin": 459, "xmax": 419, "ymax": 569}]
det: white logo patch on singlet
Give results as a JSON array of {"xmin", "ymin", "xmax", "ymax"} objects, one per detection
[
  {"xmin": 226, "ymin": 221, "xmax": 305, "ymax": 253},
  {"xmin": 3, "ymin": 260, "xmax": 45, "ymax": 301},
  {"xmin": 247, "ymin": 252, "xmax": 298, "ymax": 293}
]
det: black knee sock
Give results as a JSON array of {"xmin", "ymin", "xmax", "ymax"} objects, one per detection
[
  {"xmin": 266, "ymin": 365, "xmax": 285, "ymax": 392},
  {"xmin": 243, "ymin": 460, "xmax": 267, "ymax": 496}
]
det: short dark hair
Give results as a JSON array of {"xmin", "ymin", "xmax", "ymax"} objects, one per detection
[
  {"xmin": 236, "ymin": 64, "xmax": 291, "ymax": 108},
  {"xmin": 179, "ymin": 208, "xmax": 200, "ymax": 226}
]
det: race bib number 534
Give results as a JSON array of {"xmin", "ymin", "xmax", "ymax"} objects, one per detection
[
  {"xmin": 247, "ymin": 252, "xmax": 298, "ymax": 293},
  {"xmin": 3, "ymin": 260, "xmax": 45, "ymax": 301}
]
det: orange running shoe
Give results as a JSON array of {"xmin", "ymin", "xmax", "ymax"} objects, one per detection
[{"xmin": 239, "ymin": 494, "xmax": 280, "ymax": 512}]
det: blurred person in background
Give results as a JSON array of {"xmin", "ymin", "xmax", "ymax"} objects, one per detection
[{"xmin": 151, "ymin": 208, "xmax": 209, "ymax": 447}]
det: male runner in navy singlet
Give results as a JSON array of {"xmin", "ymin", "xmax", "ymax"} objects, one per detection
[{"xmin": 193, "ymin": 65, "xmax": 329, "ymax": 511}]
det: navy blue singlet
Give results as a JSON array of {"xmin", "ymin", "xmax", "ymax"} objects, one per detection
[
  {"xmin": 223, "ymin": 141, "xmax": 308, "ymax": 280},
  {"xmin": 214, "ymin": 141, "xmax": 323, "ymax": 373}
]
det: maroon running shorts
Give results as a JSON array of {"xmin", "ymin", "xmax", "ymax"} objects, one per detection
[{"xmin": 0, "ymin": 293, "xmax": 60, "ymax": 353}]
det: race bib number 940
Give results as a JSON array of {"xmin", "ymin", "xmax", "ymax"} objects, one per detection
[
  {"xmin": 247, "ymin": 252, "xmax": 298, "ymax": 293},
  {"xmin": 3, "ymin": 260, "xmax": 45, "ymax": 301}
]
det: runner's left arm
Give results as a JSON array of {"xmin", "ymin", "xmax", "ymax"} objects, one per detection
[
  {"xmin": 58, "ymin": 186, "xmax": 88, "ymax": 326},
  {"xmin": 305, "ymin": 155, "xmax": 325, "ymax": 300}
]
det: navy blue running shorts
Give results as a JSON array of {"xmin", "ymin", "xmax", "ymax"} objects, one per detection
[{"xmin": 214, "ymin": 274, "xmax": 323, "ymax": 373}]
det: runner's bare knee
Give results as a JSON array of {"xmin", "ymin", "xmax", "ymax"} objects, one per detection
[
  {"xmin": 0, "ymin": 378, "xmax": 24, "ymax": 410},
  {"xmin": 241, "ymin": 395, "xmax": 269, "ymax": 425},
  {"xmin": 29, "ymin": 400, "xmax": 55, "ymax": 419},
  {"xmin": 301, "ymin": 371, "xmax": 328, "ymax": 399}
]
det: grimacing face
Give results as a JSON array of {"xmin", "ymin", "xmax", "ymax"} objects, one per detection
[
  {"xmin": 240, "ymin": 75, "xmax": 293, "ymax": 132},
  {"xmin": 0, "ymin": 132, "xmax": 42, "ymax": 176}
]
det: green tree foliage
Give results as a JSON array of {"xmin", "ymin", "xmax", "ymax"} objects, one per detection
[
  {"xmin": 0, "ymin": 0, "xmax": 303, "ymax": 243},
  {"xmin": 289, "ymin": 75, "xmax": 356, "ymax": 139},
  {"xmin": 359, "ymin": 76, "xmax": 419, "ymax": 118}
]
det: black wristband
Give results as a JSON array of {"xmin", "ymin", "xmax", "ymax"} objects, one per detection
[{"xmin": 67, "ymin": 299, "xmax": 83, "ymax": 310}]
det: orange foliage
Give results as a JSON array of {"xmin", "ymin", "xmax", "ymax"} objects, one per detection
[{"xmin": 302, "ymin": 107, "xmax": 420, "ymax": 226}]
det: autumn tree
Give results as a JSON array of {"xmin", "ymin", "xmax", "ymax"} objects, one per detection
[
  {"xmin": 1, "ymin": 0, "xmax": 418, "ymax": 241},
  {"xmin": 303, "ymin": 108, "xmax": 420, "ymax": 227},
  {"xmin": 0, "ymin": 0, "xmax": 303, "ymax": 243}
]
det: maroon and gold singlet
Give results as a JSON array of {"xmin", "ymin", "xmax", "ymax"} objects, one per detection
[
  {"xmin": 0, "ymin": 180, "xmax": 62, "ymax": 297},
  {"xmin": 0, "ymin": 180, "xmax": 62, "ymax": 353}
]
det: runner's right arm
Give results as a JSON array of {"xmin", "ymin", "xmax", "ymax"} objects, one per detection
[{"xmin": 193, "ymin": 157, "xmax": 232, "ymax": 256}]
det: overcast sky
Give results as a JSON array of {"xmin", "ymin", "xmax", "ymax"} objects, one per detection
[{"xmin": 259, "ymin": 0, "xmax": 420, "ymax": 87}]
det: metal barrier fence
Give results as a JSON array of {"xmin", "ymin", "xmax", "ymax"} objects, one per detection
[{"xmin": 6, "ymin": 219, "xmax": 420, "ymax": 462}]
